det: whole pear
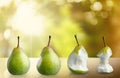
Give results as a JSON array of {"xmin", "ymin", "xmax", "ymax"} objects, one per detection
[
  {"xmin": 37, "ymin": 35, "xmax": 61, "ymax": 75},
  {"xmin": 7, "ymin": 36, "xmax": 30, "ymax": 75}
]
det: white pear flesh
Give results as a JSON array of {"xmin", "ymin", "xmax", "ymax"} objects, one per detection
[{"xmin": 68, "ymin": 46, "xmax": 88, "ymax": 73}]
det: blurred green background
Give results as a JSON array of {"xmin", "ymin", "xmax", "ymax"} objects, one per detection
[{"xmin": 0, "ymin": 0, "xmax": 119, "ymax": 57}]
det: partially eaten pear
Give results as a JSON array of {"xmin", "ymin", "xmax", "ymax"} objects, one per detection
[
  {"xmin": 67, "ymin": 35, "xmax": 88, "ymax": 74},
  {"xmin": 97, "ymin": 36, "xmax": 113, "ymax": 73},
  {"xmin": 7, "ymin": 36, "xmax": 30, "ymax": 75},
  {"xmin": 37, "ymin": 35, "xmax": 61, "ymax": 75}
]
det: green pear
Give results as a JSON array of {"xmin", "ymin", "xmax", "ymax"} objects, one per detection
[
  {"xmin": 67, "ymin": 35, "xmax": 88, "ymax": 74},
  {"xmin": 7, "ymin": 36, "xmax": 30, "ymax": 75},
  {"xmin": 37, "ymin": 35, "xmax": 61, "ymax": 75}
]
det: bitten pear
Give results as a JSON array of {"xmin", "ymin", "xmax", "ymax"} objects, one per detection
[{"xmin": 67, "ymin": 35, "xmax": 88, "ymax": 74}]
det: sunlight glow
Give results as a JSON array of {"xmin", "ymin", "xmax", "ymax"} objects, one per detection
[
  {"xmin": 106, "ymin": 0, "xmax": 114, "ymax": 7},
  {"xmin": 4, "ymin": 29, "xmax": 11, "ymax": 39},
  {"xmin": 67, "ymin": 0, "xmax": 74, "ymax": 2},
  {"xmin": 8, "ymin": 1, "xmax": 45, "ymax": 35},
  {"xmin": 91, "ymin": 2, "xmax": 102, "ymax": 11},
  {"xmin": 85, "ymin": 12, "xmax": 98, "ymax": 25},
  {"xmin": 0, "ymin": 0, "xmax": 11, "ymax": 7},
  {"xmin": 74, "ymin": 0, "xmax": 83, "ymax": 3}
]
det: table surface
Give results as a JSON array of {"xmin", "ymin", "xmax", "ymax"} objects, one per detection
[{"xmin": 0, "ymin": 58, "xmax": 120, "ymax": 78}]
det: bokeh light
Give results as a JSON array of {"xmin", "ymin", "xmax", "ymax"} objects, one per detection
[{"xmin": 0, "ymin": 0, "xmax": 120, "ymax": 57}]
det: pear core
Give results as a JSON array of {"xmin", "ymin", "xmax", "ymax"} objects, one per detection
[{"xmin": 97, "ymin": 46, "xmax": 113, "ymax": 73}]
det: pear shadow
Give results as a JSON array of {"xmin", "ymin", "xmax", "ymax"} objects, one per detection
[
  {"xmin": 69, "ymin": 71, "xmax": 89, "ymax": 75},
  {"xmin": 36, "ymin": 74, "xmax": 59, "ymax": 78},
  {"xmin": 97, "ymin": 71, "xmax": 114, "ymax": 74},
  {"xmin": 7, "ymin": 74, "xmax": 27, "ymax": 78},
  {"xmin": 96, "ymin": 68, "xmax": 114, "ymax": 75},
  {"xmin": 4, "ymin": 69, "xmax": 28, "ymax": 78}
]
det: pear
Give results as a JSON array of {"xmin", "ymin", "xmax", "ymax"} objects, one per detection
[
  {"xmin": 37, "ymin": 35, "xmax": 61, "ymax": 75},
  {"xmin": 67, "ymin": 35, "xmax": 88, "ymax": 74},
  {"xmin": 7, "ymin": 36, "xmax": 30, "ymax": 75},
  {"xmin": 97, "ymin": 36, "xmax": 113, "ymax": 73}
]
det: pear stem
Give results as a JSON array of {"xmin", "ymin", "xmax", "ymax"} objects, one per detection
[
  {"xmin": 47, "ymin": 35, "xmax": 51, "ymax": 47},
  {"xmin": 17, "ymin": 36, "xmax": 20, "ymax": 48},
  {"xmin": 74, "ymin": 35, "xmax": 79, "ymax": 46},
  {"xmin": 102, "ymin": 36, "xmax": 106, "ymax": 47}
]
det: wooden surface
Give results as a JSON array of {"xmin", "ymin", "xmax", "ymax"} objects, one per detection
[{"xmin": 0, "ymin": 58, "xmax": 120, "ymax": 78}]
